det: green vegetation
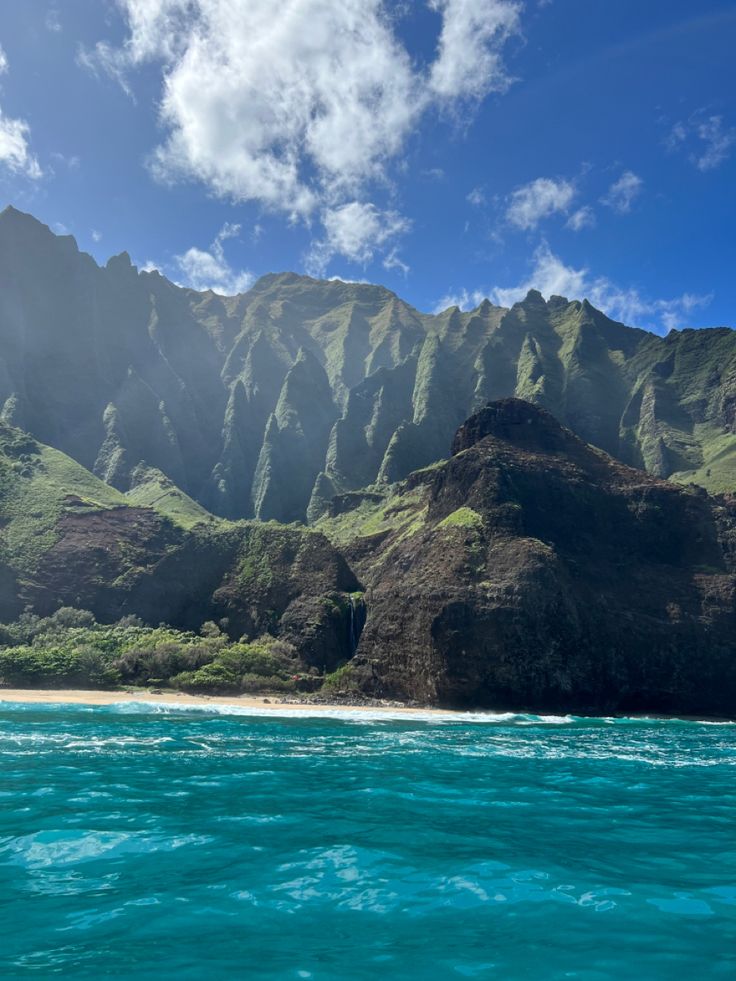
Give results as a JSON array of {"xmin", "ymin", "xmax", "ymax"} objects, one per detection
[
  {"xmin": 438, "ymin": 507, "xmax": 484, "ymax": 530},
  {"xmin": 3, "ymin": 208, "xmax": 736, "ymax": 529},
  {"xmin": 322, "ymin": 661, "xmax": 359, "ymax": 692},
  {"xmin": 670, "ymin": 423, "xmax": 736, "ymax": 494},
  {"xmin": 126, "ymin": 465, "xmax": 215, "ymax": 530},
  {"xmin": 316, "ymin": 486, "xmax": 427, "ymax": 548},
  {"xmin": 237, "ymin": 521, "xmax": 305, "ymax": 590},
  {"xmin": 0, "ymin": 607, "xmax": 312, "ymax": 694},
  {"xmin": 0, "ymin": 424, "xmax": 126, "ymax": 575}
]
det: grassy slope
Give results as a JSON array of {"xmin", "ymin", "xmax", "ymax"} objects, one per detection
[
  {"xmin": 0, "ymin": 425, "xmax": 127, "ymax": 575},
  {"xmin": 669, "ymin": 424, "xmax": 736, "ymax": 494},
  {"xmin": 315, "ymin": 486, "xmax": 427, "ymax": 550},
  {"xmin": 126, "ymin": 466, "xmax": 215, "ymax": 530}
]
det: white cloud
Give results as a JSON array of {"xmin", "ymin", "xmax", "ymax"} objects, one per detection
[
  {"xmin": 50, "ymin": 151, "xmax": 80, "ymax": 171},
  {"xmin": 91, "ymin": 229, "xmax": 102, "ymax": 242},
  {"xmin": 433, "ymin": 287, "xmax": 488, "ymax": 313},
  {"xmin": 0, "ymin": 45, "xmax": 42, "ymax": 180},
  {"xmin": 383, "ymin": 246, "xmax": 410, "ymax": 277},
  {"xmin": 694, "ymin": 116, "xmax": 735, "ymax": 171},
  {"xmin": 506, "ymin": 177, "xmax": 576, "ymax": 230},
  {"xmin": 566, "ymin": 205, "xmax": 596, "ymax": 231},
  {"xmin": 307, "ymin": 202, "xmax": 410, "ymax": 276},
  {"xmin": 666, "ymin": 114, "xmax": 735, "ymax": 172},
  {"xmin": 467, "ymin": 186, "xmax": 486, "ymax": 207},
  {"xmin": 601, "ymin": 170, "xmax": 643, "ymax": 213},
  {"xmin": 491, "ymin": 245, "xmax": 586, "ymax": 306},
  {"xmin": 84, "ymin": 0, "xmax": 522, "ymax": 269},
  {"xmin": 428, "ymin": 0, "xmax": 521, "ymax": 101},
  {"xmin": 665, "ymin": 121, "xmax": 687, "ymax": 152},
  {"xmin": 490, "ymin": 243, "xmax": 712, "ymax": 334},
  {"xmin": 45, "ymin": 8, "xmax": 62, "ymax": 32},
  {"xmin": 175, "ymin": 222, "xmax": 253, "ymax": 294}
]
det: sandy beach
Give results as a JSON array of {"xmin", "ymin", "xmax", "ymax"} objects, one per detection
[{"xmin": 0, "ymin": 688, "xmax": 447, "ymax": 716}]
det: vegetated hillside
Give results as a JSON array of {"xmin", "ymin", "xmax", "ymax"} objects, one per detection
[
  {"xmin": 2, "ymin": 206, "xmax": 736, "ymax": 525},
  {"xmin": 1, "ymin": 401, "xmax": 736, "ymax": 715},
  {"xmin": 318, "ymin": 399, "xmax": 736, "ymax": 716},
  {"xmin": 0, "ymin": 421, "xmax": 360, "ymax": 672}
]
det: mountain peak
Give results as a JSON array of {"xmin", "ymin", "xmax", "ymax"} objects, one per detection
[
  {"xmin": 0, "ymin": 205, "xmax": 53, "ymax": 237},
  {"xmin": 106, "ymin": 251, "xmax": 135, "ymax": 274},
  {"xmin": 451, "ymin": 397, "xmax": 579, "ymax": 457}
]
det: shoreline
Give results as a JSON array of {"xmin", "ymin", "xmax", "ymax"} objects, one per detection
[
  {"xmin": 0, "ymin": 688, "xmax": 733, "ymax": 723},
  {"xmin": 0, "ymin": 687, "xmax": 449, "ymax": 716}
]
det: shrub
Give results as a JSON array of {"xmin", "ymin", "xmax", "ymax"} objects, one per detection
[
  {"xmin": 0, "ymin": 642, "xmax": 119, "ymax": 688},
  {"xmin": 0, "ymin": 609, "xmax": 302, "ymax": 694},
  {"xmin": 322, "ymin": 662, "xmax": 358, "ymax": 692},
  {"xmin": 171, "ymin": 639, "xmax": 298, "ymax": 693}
]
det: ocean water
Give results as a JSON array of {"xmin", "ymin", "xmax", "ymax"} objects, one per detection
[{"xmin": 0, "ymin": 704, "xmax": 735, "ymax": 980}]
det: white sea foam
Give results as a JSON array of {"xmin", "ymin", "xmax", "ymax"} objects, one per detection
[
  {"xmin": 1, "ymin": 699, "xmax": 732, "ymax": 726},
  {"xmin": 90, "ymin": 702, "xmax": 582, "ymax": 725}
]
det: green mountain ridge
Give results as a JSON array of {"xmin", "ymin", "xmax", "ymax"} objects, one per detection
[{"xmin": 2, "ymin": 206, "xmax": 735, "ymax": 526}]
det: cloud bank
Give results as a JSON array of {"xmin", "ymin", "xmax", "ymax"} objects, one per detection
[{"xmin": 84, "ymin": 0, "xmax": 522, "ymax": 271}]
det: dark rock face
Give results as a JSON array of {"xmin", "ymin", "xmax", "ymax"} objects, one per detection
[
  {"xmin": 451, "ymin": 397, "xmax": 579, "ymax": 457},
  {"xmin": 342, "ymin": 399, "xmax": 736, "ymax": 716}
]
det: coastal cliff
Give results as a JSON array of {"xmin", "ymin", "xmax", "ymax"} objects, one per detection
[{"xmin": 322, "ymin": 399, "xmax": 736, "ymax": 715}]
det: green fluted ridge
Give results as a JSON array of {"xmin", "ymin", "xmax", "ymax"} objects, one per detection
[{"xmin": 1, "ymin": 207, "xmax": 735, "ymax": 523}]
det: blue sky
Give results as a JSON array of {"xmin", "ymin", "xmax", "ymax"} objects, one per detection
[{"xmin": 0, "ymin": 0, "xmax": 734, "ymax": 333}]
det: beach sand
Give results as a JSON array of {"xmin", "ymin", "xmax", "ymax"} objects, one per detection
[{"xmin": 0, "ymin": 688, "xmax": 445, "ymax": 716}]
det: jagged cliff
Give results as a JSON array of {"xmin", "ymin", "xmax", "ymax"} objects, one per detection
[
  {"xmin": 2, "ymin": 207, "xmax": 736, "ymax": 527},
  {"xmin": 319, "ymin": 399, "xmax": 736, "ymax": 715}
]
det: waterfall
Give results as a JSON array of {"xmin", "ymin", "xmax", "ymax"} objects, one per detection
[{"xmin": 348, "ymin": 594, "xmax": 364, "ymax": 655}]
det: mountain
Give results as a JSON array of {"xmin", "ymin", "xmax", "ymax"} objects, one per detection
[
  {"xmin": 0, "ymin": 420, "xmax": 359, "ymax": 670},
  {"xmin": 1, "ymin": 206, "xmax": 736, "ymax": 713},
  {"xmin": 2, "ymin": 206, "xmax": 736, "ymax": 528},
  {"xmin": 2, "ymin": 397, "xmax": 734, "ymax": 714},
  {"xmin": 318, "ymin": 399, "xmax": 736, "ymax": 715}
]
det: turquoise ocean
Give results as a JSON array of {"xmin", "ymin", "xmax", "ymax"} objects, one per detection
[{"xmin": 1, "ymin": 702, "xmax": 735, "ymax": 979}]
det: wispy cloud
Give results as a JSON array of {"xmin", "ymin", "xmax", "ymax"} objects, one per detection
[
  {"xmin": 428, "ymin": 0, "xmax": 521, "ymax": 102},
  {"xmin": 433, "ymin": 287, "xmax": 489, "ymax": 313},
  {"xmin": 566, "ymin": 205, "xmax": 596, "ymax": 231},
  {"xmin": 667, "ymin": 113, "xmax": 735, "ymax": 172},
  {"xmin": 466, "ymin": 186, "xmax": 486, "ymax": 207},
  {"xmin": 506, "ymin": 177, "xmax": 576, "ymax": 230},
  {"xmin": 175, "ymin": 223, "xmax": 253, "ymax": 294},
  {"xmin": 45, "ymin": 8, "xmax": 62, "ymax": 33},
  {"xmin": 306, "ymin": 202, "xmax": 410, "ymax": 277},
  {"xmin": 490, "ymin": 243, "xmax": 712, "ymax": 334},
  {"xmin": 601, "ymin": 171, "xmax": 642, "ymax": 214},
  {"xmin": 0, "ymin": 44, "xmax": 42, "ymax": 180}
]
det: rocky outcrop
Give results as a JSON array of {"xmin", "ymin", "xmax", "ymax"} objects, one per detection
[{"xmin": 330, "ymin": 399, "xmax": 736, "ymax": 716}]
